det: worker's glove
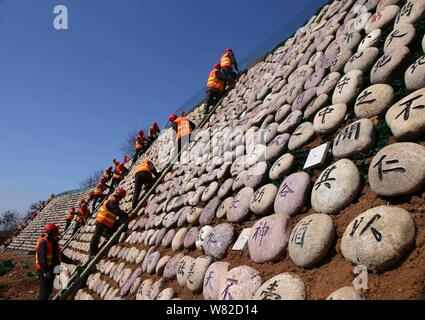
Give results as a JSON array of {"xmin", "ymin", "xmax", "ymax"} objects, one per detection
[{"xmin": 43, "ymin": 272, "xmax": 53, "ymax": 279}]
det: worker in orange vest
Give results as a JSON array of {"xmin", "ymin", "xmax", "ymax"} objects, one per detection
[
  {"xmin": 109, "ymin": 163, "xmax": 128, "ymax": 193},
  {"xmin": 220, "ymin": 48, "xmax": 239, "ymax": 83},
  {"xmin": 148, "ymin": 122, "xmax": 161, "ymax": 143},
  {"xmin": 169, "ymin": 113, "xmax": 196, "ymax": 157},
  {"xmin": 64, "ymin": 207, "xmax": 76, "ymax": 232},
  {"xmin": 204, "ymin": 63, "xmax": 226, "ymax": 115},
  {"xmin": 35, "ymin": 224, "xmax": 77, "ymax": 300},
  {"xmin": 132, "ymin": 160, "xmax": 159, "ymax": 210},
  {"xmin": 91, "ymin": 178, "xmax": 110, "ymax": 212},
  {"xmin": 102, "ymin": 166, "xmax": 113, "ymax": 182},
  {"xmin": 72, "ymin": 203, "xmax": 91, "ymax": 235},
  {"xmin": 89, "ymin": 189, "xmax": 133, "ymax": 256},
  {"xmin": 133, "ymin": 130, "xmax": 148, "ymax": 162}
]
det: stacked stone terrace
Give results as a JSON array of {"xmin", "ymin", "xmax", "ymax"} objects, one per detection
[
  {"xmin": 7, "ymin": 189, "xmax": 92, "ymax": 252},
  {"xmin": 62, "ymin": 0, "xmax": 425, "ymax": 300}
]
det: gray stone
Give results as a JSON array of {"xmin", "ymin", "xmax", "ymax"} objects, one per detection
[
  {"xmin": 218, "ymin": 178, "xmax": 234, "ymax": 198},
  {"xmin": 341, "ymin": 206, "xmax": 416, "ymax": 271},
  {"xmin": 187, "ymin": 255, "xmax": 214, "ymax": 293},
  {"xmin": 368, "ymin": 142, "xmax": 425, "ymax": 196},
  {"xmin": 354, "ymin": 84, "xmax": 394, "ymax": 118},
  {"xmin": 326, "ymin": 287, "xmax": 365, "ymax": 300},
  {"xmin": 230, "ymin": 156, "xmax": 246, "ymax": 177},
  {"xmin": 216, "ymin": 197, "xmax": 233, "ymax": 219},
  {"xmin": 288, "ymin": 122, "xmax": 316, "ymax": 151},
  {"xmin": 278, "ymin": 111, "xmax": 303, "ymax": 134},
  {"xmin": 266, "ymin": 133, "xmax": 291, "ymax": 161},
  {"xmin": 292, "ymin": 88, "xmax": 318, "ymax": 112},
  {"xmin": 157, "ymin": 288, "xmax": 175, "ymax": 300},
  {"xmin": 147, "ymin": 251, "xmax": 161, "ymax": 274},
  {"xmin": 274, "ymin": 104, "xmax": 292, "ymax": 123},
  {"xmin": 201, "ymin": 182, "xmax": 219, "ymax": 202},
  {"xmin": 196, "ymin": 225, "xmax": 213, "ymax": 251},
  {"xmin": 317, "ymin": 35, "xmax": 335, "ymax": 52},
  {"xmin": 386, "ymin": 88, "xmax": 425, "ymax": 140},
  {"xmin": 204, "ymin": 223, "xmax": 235, "ymax": 259},
  {"xmin": 274, "ymin": 172, "xmax": 311, "ymax": 216},
  {"xmin": 311, "ymin": 159, "xmax": 361, "ymax": 214},
  {"xmin": 227, "ymin": 187, "xmax": 254, "ymax": 223},
  {"xmin": 288, "ymin": 214, "xmax": 335, "ymax": 268},
  {"xmin": 232, "ymin": 170, "xmax": 247, "ymax": 191},
  {"xmin": 330, "ymin": 49, "xmax": 353, "ymax": 73},
  {"xmin": 217, "ymin": 163, "xmax": 231, "ymax": 180},
  {"xmin": 332, "ymin": 70, "xmax": 363, "ymax": 106},
  {"xmin": 365, "ymin": 5, "xmax": 400, "ymax": 34},
  {"xmin": 254, "ymin": 273, "xmax": 306, "ymax": 300},
  {"xmin": 394, "ymin": 0, "xmax": 425, "ymax": 26},
  {"xmin": 156, "ymin": 256, "xmax": 171, "ymax": 275},
  {"xmin": 269, "ymin": 153, "xmax": 295, "ymax": 180},
  {"xmin": 358, "ymin": 29, "xmax": 382, "ymax": 51},
  {"xmin": 218, "ymin": 266, "xmax": 262, "ymax": 300},
  {"xmin": 264, "ymin": 123, "xmax": 279, "ymax": 144},
  {"xmin": 304, "ymin": 68, "xmax": 325, "ymax": 90},
  {"xmin": 344, "ymin": 47, "xmax": 380, "ymax": 74},
  {"xmin": 384, "ymin": 23, "xmax": 415, "ymax": 54},
  {"xmin": 304, "ymin": 94, "xmax": 329, "ymax": 120},
  {"xmin": 286, "ymin": 82, "xmax": 305, "ymax": 105},
  {"xmin": 145, "ymin": 278, "xmax": 165, "ymax": 300},
  {"xmin": 370, "ymin": 47, "xmax": 411, "ymax": 84},
  {"xmin": 163, "ymin": 253, "xmax": 184, "ymax": 280},
  {"xmin": 248, "ymin": 213, "xmax": 291, "ymax": 263},
  {"xmin": 183, "ymin": 227, "xmax": 199, "ymax": 249},
  {"xmin": 249, "ymin": 183, "xmax": 278, "ymax": 216},
  {"xmin": 245, "ymin": 162, "xmax": 267, "ymax": 189},
  {"xmin": 172, "ymin": 227, "xmax": 188, "ymax": 251},
  {"xmin": 332, "ymin": 119, "xmax": 376, "ymax": 158},
  {"xmin": 339, "ymin": 31, "xmax": 362, "ymax": 51},
  {"xmin": 313, "ymin": 104, "xmax": 348, "ymax": 134},
  {"xmin": 317, "ymin": 72, "xmax": 342, "ymax": 96},
  {"xmin": 423, "ymin": 33, "xmax": 425, "ymax": 52},
  {"xmin": 162, "ymin": 229, "xmax": 176, "ymax": 248},
  {"xmin": 199, "ymin": 196, "xmax": 221, "ymax": 226},
  {"xmin": 404, "ymin": 55, "xmax": 425, "ymax": 91},
  {"xmin": 203, "ymin": 262, "xmax": 230, "ymax": 300}
]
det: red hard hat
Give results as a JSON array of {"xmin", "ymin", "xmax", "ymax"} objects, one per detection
[
  {"xmin": 115, "ymin": 188, "xmax": 126, "ymax": 198},
  {"xmin": 113, "ymin": 159, "xmax": 118, "ymax": 163},
  {"xmin": 226, "ymin": 48, "xmax": 232, "ymax": 52},
  {"xmin": 138, "ymin": 130, "xmax": 144, "ymax": 136},
  {"xmin": 44, "ymin": 224, "xmax": 58, "ymax": 233},
  {"xmin": 169, "ymin": 114, "xmax": 178, "ymax": 122},
  {"xmin": 214, "ymin": 63, "xmax": 222, "ymax": 70},
  {"xmin": 153, "ymin": 122, "xmax": 158, "ymax": 127}
]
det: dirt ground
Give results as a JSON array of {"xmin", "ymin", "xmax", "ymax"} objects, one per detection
[{"xmin": 0, "ymin": 251, "xmax": 39, "ymax": 300}]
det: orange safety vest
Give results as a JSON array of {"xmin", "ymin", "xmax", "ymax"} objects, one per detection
[
  {"xmin": 135, "ymin": 136, "xmax": 145, "ymax": 150},
  {"xmin": 96, "ymin": 195, "xmax": 119, "ymax": 228},
  {"xmin": 207, "ymin": 69, "xmax": 225, "ymax": 92},
  {"xmin": 35, "ymin": 236, "xmax": 61, "ymax": 270},
  {"xmin": 66, "ymin": 209, "xmax": 75, "ymax": 221},
  {"xmin": 94, "ymin": 183, "xmax": 107, "ymax": 196},
  {"xmin": 113, "ymin": 167, "xmax": 126, "ymax": 180},
  {"xmin": 220, "ymin": 52, "xmax": 233, "ymax": 68},
  {"xmin": 135, "ymin": 160, "xmax": 152, "ymax": 174},
  {"xmin": 75, "ymin": 207, "xmax": 90, "ymax": 224},
  {"xmin": 103, "ymin": 170, "xmax": 111, "ymax": 180},
  {"xmin": 175, "ymin": 117, "xmax": 192, "ymax": 140}
]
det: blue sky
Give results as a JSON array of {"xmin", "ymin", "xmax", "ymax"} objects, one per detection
[{"xmin": 0, "ymin": 0, "xmax": 328, "ymax": 216}]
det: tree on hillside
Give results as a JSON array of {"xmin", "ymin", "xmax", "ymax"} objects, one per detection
[
  {"xmin": 79, "ymin": 170, "xmax": 104, "ymax": 189},
  {"xmin": 0, "ymin": 210, "xmax": 21, "ymax": 232}
]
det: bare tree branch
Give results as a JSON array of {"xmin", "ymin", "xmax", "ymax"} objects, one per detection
[{"xmin": 79, "ymin": 170, "xmax": 104, "ymax": 189}]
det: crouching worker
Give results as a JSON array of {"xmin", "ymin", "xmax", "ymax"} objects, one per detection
[
  {"xmin": 89, "ymin": 188, "xmax": 133, "ymax": 257},
  {"xmin": 36, "ymin": 224, "xmax": 78, "ymax": 300},
  {"xmin": 132, "ymin": 160, "xmax": 159, "ymax": 210},
  {"xmin": 72, "ymin": 203, "xmax": 91, "ymax": 235}
]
